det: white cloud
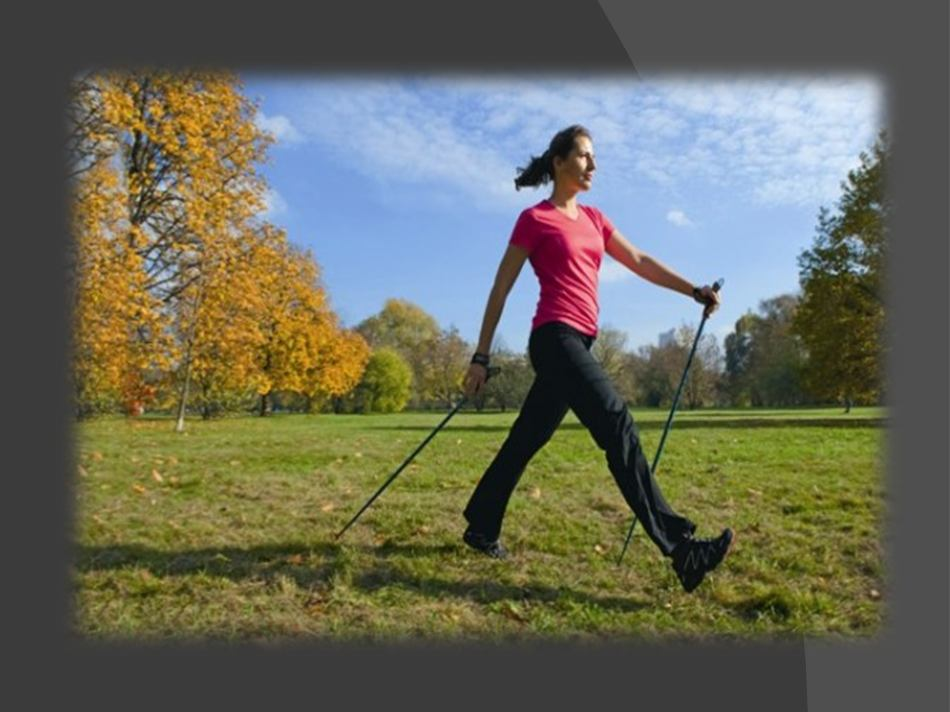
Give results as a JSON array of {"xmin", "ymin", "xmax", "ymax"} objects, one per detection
[
  {"xmin": 256, "ymin": 112, "xmax": 303, "ymax": 145},
  {"xmin": 262, "ymin": 188, "xmax": 288, "ymax": 217},
  {"xmin": 666, "ymin": 209, "xmax": 695, "ymax": 227},
  {"xmin": 271, "ymin": 75, "xmax": 882, "ymax": 213}
]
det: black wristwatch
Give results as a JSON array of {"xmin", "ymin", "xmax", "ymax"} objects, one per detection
[
  {"xmin": 470, "ymin": 352, "xmax": 490, "ymax": 368},
  {"xmin": 691, "ymin": 285, "xmax": 704, "ymax": 303}
]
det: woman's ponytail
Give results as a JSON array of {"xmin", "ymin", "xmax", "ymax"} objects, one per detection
[
  {"xmin": 513, "ymin": 149, "xmax": 553, "ymax": 190},
  {"xmin": 513, "ymin": 125, "xmax": 591, "ymax": 192}
]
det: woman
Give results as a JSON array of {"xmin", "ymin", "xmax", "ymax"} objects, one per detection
[{"xmin": 461, "ymin": 125, "xmax": 733, "ymax": 594}]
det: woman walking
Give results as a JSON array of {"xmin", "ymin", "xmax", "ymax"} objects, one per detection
[{"xmin": 462, "ymin": 125, "xmax": 733, "ymax": 593}]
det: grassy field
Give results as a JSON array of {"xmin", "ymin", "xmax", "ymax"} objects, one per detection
[{"xmin": 73, "ymin": 407, "xmax": 887, "ymax": 642}]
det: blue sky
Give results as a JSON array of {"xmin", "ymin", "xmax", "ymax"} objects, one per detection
[{"xmin": 240, "ymin": 74, "xmax": 884, "ymax": 354}]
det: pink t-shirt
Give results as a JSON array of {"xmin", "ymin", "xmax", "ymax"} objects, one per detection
[{"xmin": 509, "ymin": 200, "xmax": 616, "ymax": 336}]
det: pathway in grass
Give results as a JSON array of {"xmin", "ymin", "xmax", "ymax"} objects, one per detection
[{"xmin": 74, "ymin": 407, "xmax": 886, "ymax": 640}]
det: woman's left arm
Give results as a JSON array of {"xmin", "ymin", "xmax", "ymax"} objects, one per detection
[{"xmin": 605, "ymin": 229, "xmax": 720, "ymax": 314}]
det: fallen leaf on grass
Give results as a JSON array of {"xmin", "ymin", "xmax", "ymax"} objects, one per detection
[
  {"xmin": 321, "ymin": 503, "xmax": 335, "ymax": 512},
  {"xmin": 132, "ymin": 484, "xmax": 147, "ymax": 495},
  {"xmin": 501, "ymin": 602, "xmax": 528, "ymax": 623},
  {"xmin": 229, "ymin": 460, "xmax": 241, "ymax": 466},
  {"xmin": 78, "ymin": 465, "xmax": 88, "ymax": 478},
  {"xmin": 305, "ymin": 593, "xmax": 328, "ymax": 614},
  {"xmin": 593, "ymin": 544, "xmax": 605, "ymax": 555},
  {"xmin": 287, "ymin": 554, "xmax": 304, "ymax": 565},
  {"xmin": 415, "ymin": 525, "xmax": 431, "ymax": 535},
  {"xmin": 91, "ymin": 452, "xmax": 104, "ymax": 461},
  {"xmin": 747, "ymin": 488, "xmax": 764, "ymax": 497},
  {"xmin": 529, "ymin": 486, "xmax": 542, "ymax": 500},
  {"xmin": 151, "ymin": 469, "xmax": 164, "ymax": 483},
  {"xmin": 869, "ymin": 589, "xmax": 881, "ymax": 600},
  {"xmin": 354, "ymin": 452, "xmax": 363, "ymax": 458}
]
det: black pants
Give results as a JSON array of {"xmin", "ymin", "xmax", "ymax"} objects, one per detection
[{"xmin": 463, "ymin": 320, "xmax": 696, "ymax": 557}]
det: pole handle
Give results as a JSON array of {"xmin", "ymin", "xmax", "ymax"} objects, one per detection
[{"xmin": 696, "ymin": 278, "xmax": 724, "ymax": 318}]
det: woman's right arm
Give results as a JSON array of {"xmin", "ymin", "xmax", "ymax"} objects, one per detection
[{"xmin": 463, "ymin": 244, "xmax": 530, "ymax": 397}]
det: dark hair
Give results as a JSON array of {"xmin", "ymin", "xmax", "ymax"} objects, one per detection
[{"xmin": 514, "ymin": 124, "xmax": 591, "ymax": 191}]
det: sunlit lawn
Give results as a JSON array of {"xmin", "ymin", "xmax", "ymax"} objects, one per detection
[{"xmin": 74, "ymin": 406, "xmax": 886, "ymax": 641}]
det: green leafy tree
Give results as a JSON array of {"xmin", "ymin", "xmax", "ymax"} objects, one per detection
[
  {"xmin": 794, "ymin": 132, "xmax": 887, "ymax": 408},
  {"xmin": 633, "ymin": 342, "xmax": 683, "ymax": 407},
  {"xmin": 350, "ymin": 347, "xmax": 413, "ymax": 413},
  {"xmin": 724, "ymin": 313, "xmax": 755, "ymax": 405},
  {"xmin": 724, "ymin": 295, "xmax": 808, "ymax": 406},
  {"xmin": 630, "ymin": 328, "xmax": 720, "ymax": 408},
  {"xmin": 356, "ymin": 298, "xmax": 441, "ymax": 405},
  {"xmin": 417, "ymin": 327, "xmax": 471, "ymax": 408},
  {"xmin": 481, "ymin": 350, "xmax": 534, "ymax": 412}
]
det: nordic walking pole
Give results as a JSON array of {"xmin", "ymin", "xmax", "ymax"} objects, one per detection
[
  {"xmin": 335, "ymin": 366, "xmax": 500, "ymax": 540},
  {"xmin": 616, "ymin": 279, "xmax": 723, "ymax": 565}
]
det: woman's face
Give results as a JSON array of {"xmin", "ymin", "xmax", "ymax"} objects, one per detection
[{"xmin": 554, "ymin": 135, "xmax": 597, "ymax": 192}]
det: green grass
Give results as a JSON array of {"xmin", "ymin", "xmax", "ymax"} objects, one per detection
[{"xmin": 73, "ymin": 407, "xmax": 887, "ymax": 641}]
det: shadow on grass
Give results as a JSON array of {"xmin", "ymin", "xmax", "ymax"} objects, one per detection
[
  {"xmin": 369, "ymin": 417, "xmax": 886, "ymax": 434},
  {"xmin": 75, "ymin": 542, "xmax": 342, "ymax": 589},
  {"xmin": 75, "ymin": 541, "xmax": 647, "ymax": 614},
  {"xmin": 352, "ymin": 563, "xmax": 648, "ymax": 613}
]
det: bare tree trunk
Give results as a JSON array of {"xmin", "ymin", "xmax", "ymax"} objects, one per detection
[
  {"xmin": 259, "ymin": 391, "xmax": 269, "ymax": 416},
  {"xmin": 174, "ymin": 352, "xmax": 193, "ymax": 433},
  {"xmin": 174, "ymin": 289, "xmax": 202, "ymax": 433}
]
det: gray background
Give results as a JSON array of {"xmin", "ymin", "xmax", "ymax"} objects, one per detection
[{"xmin": 5, "ymin": 1, "xmax": 945, "ymax": 709}]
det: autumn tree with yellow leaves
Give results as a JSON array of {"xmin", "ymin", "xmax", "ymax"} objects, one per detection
[
  {"xmin": 182, "ymin": 226, "xmax": 277, "ymax": 419},
  {"xmin": 70, "ymin": 160, "xmax": 174, "ymax": 417},
  {"xmin": 300, "ymin": 327, "xmax": 371, "ymax": 413},
  {"xmin": 250, "ymin": 238, "xmax": 369, "ymax": 416},
  {"xmin": 68, "ymin": 70, "xmax": 369, "ymax": 425}
]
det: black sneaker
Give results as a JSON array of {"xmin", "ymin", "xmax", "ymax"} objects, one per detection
[
  {"xmin": 672, "ymin": 528, "xmax": 734, "ymax": 593},
  {"xmin": 463, "ymin": 528, "xmax": 508, "ymax": 559}
]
